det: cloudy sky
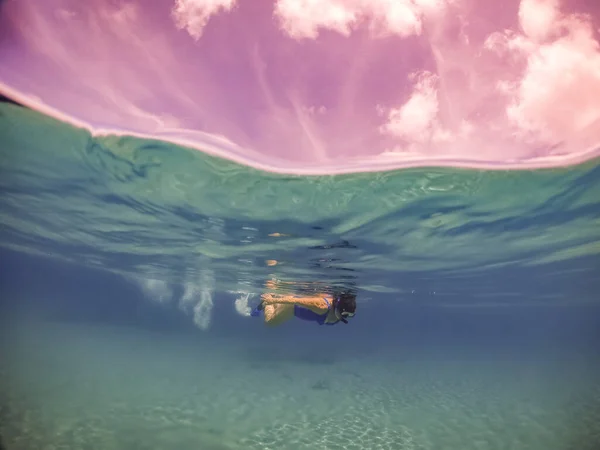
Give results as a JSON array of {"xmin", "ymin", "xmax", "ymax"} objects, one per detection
[{"xmin": 1, "ymin": 0, "xmax": 599, "ymax": 173}]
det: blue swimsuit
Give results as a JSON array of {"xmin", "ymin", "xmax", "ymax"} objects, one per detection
[{"xmin": 293, "ymin": 297, "xmax": 337, "ymax": 326}]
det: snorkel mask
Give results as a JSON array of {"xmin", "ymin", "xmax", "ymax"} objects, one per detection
[{"xmin": 334, "ymin": 296, "xmax": 356, "ymax": 324}]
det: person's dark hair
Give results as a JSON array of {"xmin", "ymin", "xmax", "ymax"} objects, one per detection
[{"xmin": 336, "ymin": 291, "xmax": 356, "ymax": 314}]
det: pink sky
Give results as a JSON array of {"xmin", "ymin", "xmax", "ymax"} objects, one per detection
[{"xmin": 1, "ymin": 0, "xmax": 599, "ymax": 174}]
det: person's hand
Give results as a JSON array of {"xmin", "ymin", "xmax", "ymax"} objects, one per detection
[{"xmin": 261, "ymin": 293, "xmax": 276, "ymax": 304}]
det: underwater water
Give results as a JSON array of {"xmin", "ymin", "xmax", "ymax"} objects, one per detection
[{"xmin": 1, "ymin": 100, "xmax": 600, "ymax": 450}]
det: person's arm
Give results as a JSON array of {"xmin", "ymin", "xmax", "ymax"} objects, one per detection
[{"xmin": 261, "ymin": 293, "xmax": 330, "ymax": 311}]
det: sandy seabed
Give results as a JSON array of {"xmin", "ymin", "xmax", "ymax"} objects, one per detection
[{"xmin": 1, "ymin": 319, "xmax": 599, "ymax": 450}]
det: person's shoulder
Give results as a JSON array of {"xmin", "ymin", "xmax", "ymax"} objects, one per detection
[
  {"xmin": 314, "ymin": 294, "xmax": 334, "ymax": 308},
  {"xmin": 298, "ymin": 295, "xmax": 329, "ymax": 307}
]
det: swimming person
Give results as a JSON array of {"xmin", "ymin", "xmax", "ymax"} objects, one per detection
[{"xmin": 251, "ymin": 280, "xmax": 357, "ymax": 326}]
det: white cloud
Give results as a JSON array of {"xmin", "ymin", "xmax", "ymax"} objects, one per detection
[
  {"xmin": 273, "ymin": 0, "xmax": 451, "ymax": 39},
  {"xmin": 380, "ymin": 71, "xmax": 452, "ymax": 144},
  {"xmin": 172, "ymin": 0, "xmax": 237, "ymax": 40},
  {"xmin": 518, "ymin": 0, "xmax": 560, "ymax": 43},
  {"xmin": 494, "ymin": 0, "xmax": 600, "ymax": 144},
  {"xmin": 380, "ymin": 0, "xmax": 600, "ymax": 157},
  {"xmin": 274, "ymin": 0, "xmax": 356, "ymax": 39}
]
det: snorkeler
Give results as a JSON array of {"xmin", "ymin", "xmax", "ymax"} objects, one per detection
[{"xmin": 251, "ymin": 280, "xmax": 357, "ymax": 326}]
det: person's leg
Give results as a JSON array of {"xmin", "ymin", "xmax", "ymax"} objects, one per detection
[{"xmin": 264, "ymin": 303, "xmax": 294, "ymax": 326}]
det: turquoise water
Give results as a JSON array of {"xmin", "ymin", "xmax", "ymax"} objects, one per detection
[
  {"xmin": 2, "ymin": 102, "xmax": 599, "ymax": 297},
  {"xmin": 1, "ymin": 101, "xmax": 600, "ymax": 449}
]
